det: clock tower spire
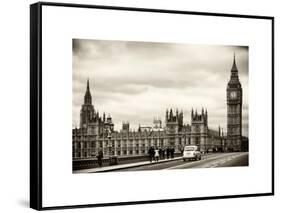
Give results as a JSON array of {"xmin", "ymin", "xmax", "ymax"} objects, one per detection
[{"xmin": 226, "ymin": 53, "xmax": 243, "ymax": 151}]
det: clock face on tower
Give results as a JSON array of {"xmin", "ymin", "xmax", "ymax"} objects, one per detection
[
  {"xmin": 230, "ymin": 91, "xmax": 237, "ymax": 99},
  {"xmin": 226, "ymin": 54, "xmax": 244, "ymax": 152}
]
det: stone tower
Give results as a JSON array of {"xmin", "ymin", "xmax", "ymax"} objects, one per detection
[
  {"xmin": 165, "ymin": 109, "xmax": 183, "ymax": 151},
  {"xmin": 80, "ymin": 79, "xmax": 95, "ymax": 129},
  {"xmin": 226, "ymin": 54, "xmax": 243, "ymax": 151},
  {"xmin": 191, "ymin": 108, "xmax": 208, "ymax": 152}
]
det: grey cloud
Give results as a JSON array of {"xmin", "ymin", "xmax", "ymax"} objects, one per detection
[{"xmin": 73, "ymin": 39, "xmax": 249, "ymax": 137}]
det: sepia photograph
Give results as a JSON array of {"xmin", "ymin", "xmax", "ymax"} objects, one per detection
[
  {"xmin": 30, "ymin": 2, "xmax": 274, "ymax": 209},
  {"xmin": 72, "ymin": 39, "xmax": 249, "ymax": 173}
]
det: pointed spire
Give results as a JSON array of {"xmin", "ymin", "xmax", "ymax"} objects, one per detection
[
  {"xmin": 87, "ymin": 78, "xmax": 90, "ymax": 90},
  {"xmin": 84, "ymin": 78, "xmax": 92, "ymax": 105},
  {"xmin": 231, "ymin": 52, "xmax": 238, "ymax": 72}
]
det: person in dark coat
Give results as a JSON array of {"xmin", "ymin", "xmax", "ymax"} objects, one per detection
[
  {"xmin": 159, "ymin": 147, "xmax": 162, "ymax": 160},
  {"xmin": 97, "ymin": 150, "xmax": 103, "ymax": 167},
  {"xmin": 161, "ymin": 147, "xmax": 165, "ymax": 159},
  {"xmin": 148, "ymin": 146, "xmax": 155, "ymax": 163},
  {"xmin": 166, "ymin": 147, "xmax": 170, "ymax": 159},
  {"xmin": 171, "ymin": 147, "xmax": 175, "ymax": 159}
]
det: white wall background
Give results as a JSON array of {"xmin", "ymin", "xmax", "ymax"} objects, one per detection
[{"xmin": 0, "ymin": 0, "xmax": 279, "ymax": 212}]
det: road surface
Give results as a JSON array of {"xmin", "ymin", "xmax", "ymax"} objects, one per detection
[{"xmin": 117, "ymin": 152, "xmax": 248, "ymax": 171}]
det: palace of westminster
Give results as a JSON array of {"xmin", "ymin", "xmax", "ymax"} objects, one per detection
[{"xmin": 72, "ymin": 55, "xmax": 248, "ymax": 160}]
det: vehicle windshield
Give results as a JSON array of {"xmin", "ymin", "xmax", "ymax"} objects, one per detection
[{"xmin": 184, "ymin": 147, "xmax": 195, "ymax": 151}]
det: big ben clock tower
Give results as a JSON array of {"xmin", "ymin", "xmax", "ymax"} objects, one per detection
[{"xmin": 227, "ymin": 54, "xmax": 242, "ymax": 151}]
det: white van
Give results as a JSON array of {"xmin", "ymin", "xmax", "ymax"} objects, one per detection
[{"xmin": 183, "ymin": 145, "xmax": 201, "ymax": 161}]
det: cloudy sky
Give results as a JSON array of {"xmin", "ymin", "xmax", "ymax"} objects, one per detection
[{"xmin": 73, "ymin": 39, "xmax": 248, "ymax": 137}]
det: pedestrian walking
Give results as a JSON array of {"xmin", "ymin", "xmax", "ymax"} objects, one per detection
[
  {"xmin": 97, "ymin": 149, "xmax": 103, "ymax": 167},
  {"xmin": 154, "ymin": 147, "xmax": 159, "ymax": 162},
  {"xmin": 159, "ymin": 148, "xmax": 162, "ymax": 160},
  {"xmin": 148, "ymin": 146, "xmax": 155, "ymax": 163},
  {"xmin": 171, "ymin": 147, "xmax": 175, "ymax": 159},
  {"xmin": 166, "ymin": 147, "xmax": 170, "ymax": 159},
  {"xmin": 162, "ymin": 147, "xmax": 165, "ymax": 159}
]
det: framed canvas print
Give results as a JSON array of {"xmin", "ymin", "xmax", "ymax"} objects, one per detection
[{"xmin": 30, "ymin": 1, "xmax": 274, "ymax": 210}]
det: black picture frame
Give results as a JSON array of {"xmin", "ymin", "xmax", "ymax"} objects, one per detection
[{"xmin": 30, "ymin": 1, "xmax": 275, "ymax": 210}]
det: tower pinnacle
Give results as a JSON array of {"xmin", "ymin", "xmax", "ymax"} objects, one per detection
[
  {"xmin": 84, "ymin": 78, "xmax": 92, "ymax": 105},
  {"xmin": 231, "ymin": 52, "xmax": 238, "ymax": 72},
  {"xmin": 87, "ymin": 78, "xmax": 90, "ymax": 90}
]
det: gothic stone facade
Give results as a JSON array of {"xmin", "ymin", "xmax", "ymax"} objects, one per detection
[
  {"xmin": 73, "ymin": 83, "xmax": 225, "ymax": 160},
  {"xmin": 73, "ymin": 56, "xmax": 244, "ymax": 160}
]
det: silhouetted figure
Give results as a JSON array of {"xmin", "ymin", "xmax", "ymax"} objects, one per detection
[
  {"xmin": 166, "ymin": 147, "xmax": 170, "ymax": 159},
  {"xmin": 162, "ymin": 148, "xmax": 166, "ymax": 159},
  {"xmin": 148, "ymin": 146, "xmax": 155, "ymax": 163},
  {"xmin": 171, "ymin": 147, "xmax": 175, "ymax": 159},
  {"xmin": 97, "ymin": 150, "xmax": 103, "ymax": 167},
  {"xmin": 159, "ymin": 148, "xmax": 162, "ymax": 160}
]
